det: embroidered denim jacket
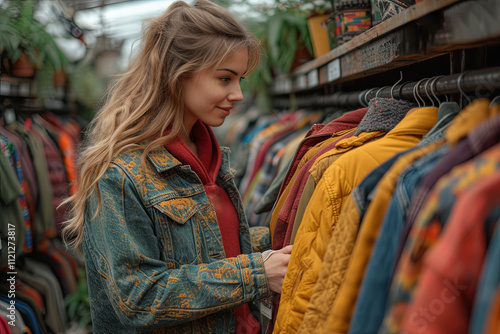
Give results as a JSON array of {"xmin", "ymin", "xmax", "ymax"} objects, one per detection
[{"xmin": 82, "ymin": 146, "xmax": 271, "ymax": 333}]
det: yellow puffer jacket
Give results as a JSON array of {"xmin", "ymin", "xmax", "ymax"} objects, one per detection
[{"xmin": 273, "ymin": 107, "xmax": 438, "ymax": 334}]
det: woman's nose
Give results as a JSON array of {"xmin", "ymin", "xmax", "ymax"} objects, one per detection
[{"xmin": 228, "ymin": 83, "xmax": 244, "ymax": 102}]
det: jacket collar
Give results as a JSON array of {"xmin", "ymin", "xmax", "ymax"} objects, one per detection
[
  {"xmin": 385, "ymin": 106, "xmax": 438, "ymax": 137},
  {"xmin": 146, "ymin": 144, "xmax": 232, "ymax": 175},
  {"xmin": 163, "ymin": 121, "xmax": 221, "ymax": 185},
  {"xmin": 147, "ymin": 146, "xmax": 182, "ymax": 173},
  {"xmin": 354, "ymin": 98, "xmax": 416, "ymax": 136},
  {"xmin": 336, "ymin": 106, "xmax": 438, "ymax": 150}
]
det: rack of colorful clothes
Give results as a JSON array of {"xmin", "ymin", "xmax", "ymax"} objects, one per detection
[
  {"xmin": 0, "ymin": 101, "xmax": 88, "ymax": 334},
  {"xmin": 218, "ymin": 68, "xmax": 500, "ymax": 334},
  {"xmin": 214, "ymin": 105, "xmax": 354, "ymax": 228}
]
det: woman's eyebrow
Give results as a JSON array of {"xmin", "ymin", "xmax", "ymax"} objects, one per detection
[{"xmin": 216, "ymin": 68, "xmax": 238, "ymax": 76}]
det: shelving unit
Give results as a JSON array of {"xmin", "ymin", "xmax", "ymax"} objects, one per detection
[
  {"xmin": 271, "ymin": 0, "xmax": 500, "ymax": 102},
  {"xmin": 0, "ymin": 76, "xmax": 36, "ymax": 99}
]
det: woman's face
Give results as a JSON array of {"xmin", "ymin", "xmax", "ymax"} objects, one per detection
[{"xmin": 182, "ymin": 47, "xmax": 249, "ymax": 131}]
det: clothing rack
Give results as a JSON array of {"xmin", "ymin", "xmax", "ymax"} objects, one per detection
[{"xmin": 273, "ymin": 66, "xmax": 500, "ymax": 109}]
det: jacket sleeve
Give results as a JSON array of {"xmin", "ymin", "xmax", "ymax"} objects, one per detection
[
  {"xmin": 83, "ymin": 165, "xmax": 271, "ymax": 328},
  {"xmin": 250, "ymin": 226, "xmax": 271, "ymax": 252},
  {"xmin": 274, "ymin": 172, "xmax": 338, "ymax": 334}
]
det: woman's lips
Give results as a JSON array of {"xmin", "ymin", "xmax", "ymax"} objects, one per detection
[{"xmin": 217, "ymin": 106, "xmax": 232, "ymax": 116}]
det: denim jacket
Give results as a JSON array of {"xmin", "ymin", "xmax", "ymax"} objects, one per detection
[{"xmin": 82, "ymin": 146, "xmax": 271, "ymax": 333}]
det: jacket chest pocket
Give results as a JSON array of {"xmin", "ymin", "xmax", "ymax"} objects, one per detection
[{"xmin": 153, "ymin": 197, "xmax": 201, "ymax": 266}]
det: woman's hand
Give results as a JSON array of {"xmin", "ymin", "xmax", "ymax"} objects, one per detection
[{"xmin": 263, "ymin": 245, "xmax": 293, "ymax": 294}]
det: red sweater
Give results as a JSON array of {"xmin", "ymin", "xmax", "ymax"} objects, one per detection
[{"xmin": 165, "ymin": 120, "xmax": 259, "ymax": 333}]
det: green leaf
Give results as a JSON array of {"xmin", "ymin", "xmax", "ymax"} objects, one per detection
[{"xmin": 67, "ymin": 296, "xmax": 79, "ymax": 319}]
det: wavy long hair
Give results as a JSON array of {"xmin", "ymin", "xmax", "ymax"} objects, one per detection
[{"xmin": 62, "ymin": 0, "xmax": 261, "ymax": 250}]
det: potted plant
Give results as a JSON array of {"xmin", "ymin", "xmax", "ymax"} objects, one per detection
[
  {"xmin": 0, "ymin": 2, "xmax": 25, "ymax": 75},
  {"xmin": 263, "ymin": 2, "xmax": 314, "ymax": 75},
  {"xmin": 0, "ymin": 0, "xmax": 68, "ymax": 97}
]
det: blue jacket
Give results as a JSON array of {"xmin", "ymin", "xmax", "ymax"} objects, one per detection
[{"xmin": 82, "ymin": 146, "xmax": 271, "ymax": 333}]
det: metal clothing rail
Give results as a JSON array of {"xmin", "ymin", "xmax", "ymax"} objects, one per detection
[{"xmin": 273, "ymin": 66, "xmax": 500, "ymax": 109}]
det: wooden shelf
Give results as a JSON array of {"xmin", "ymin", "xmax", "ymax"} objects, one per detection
[
  {"xmin": 272, "ymin": 0, "xmax": 500, "ymax": 95},
  {"xmin": 0, "ymin": 75, "xmax": 35, "ymax": 98}
]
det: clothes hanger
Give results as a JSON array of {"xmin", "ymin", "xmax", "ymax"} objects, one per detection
[
  {"xmin": 428, "ymin": 76, "xmax": 442, "ymax": 106},
  {"xmin": 489, "ymin": 95, "xmax": 500, "ymax": 107},
  {"xmin": 413, "ymin": 78, "xmax": 427, "ymax": 107},
  {"xmin": 424, "ymin": 78, "xmax": 436, "ymax": 107},
  {"xmin": 423, "ymin": 75, "xmax": 460, "ymax": 138},
  {"xmin": 457, "ymin": 71, "xmax": 472, "ymax": 108},
  {"xmin": 358, "ymin": 89, "xmax": 369, "ymax": 107},
  {"xmin": 431, "ymin": 75, "xmax": 460, "ymax": 120},
  {"xmin": 390, "ymin": 71, "xmax": 404, "ymax": 100},
  {"xmin": 364, "ymin": 87, "xmax": 378, "ymax": 106},
  {"xmin": 375, "ymin": 86, "xmax": 389, "ymax": 98},
  {"xmin": 412, "ymin": 84, "xmax": 419, "ymax": 107}
]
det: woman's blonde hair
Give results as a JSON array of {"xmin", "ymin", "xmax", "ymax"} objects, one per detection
[{"xmin": 62, "ymin": 0, "xmax": 261, "ymax": 250}]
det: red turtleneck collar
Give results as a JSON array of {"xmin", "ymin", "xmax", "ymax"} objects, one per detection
[{"xmin": 164, "ymin": 120, "xmax": 260, "ymax": 334}]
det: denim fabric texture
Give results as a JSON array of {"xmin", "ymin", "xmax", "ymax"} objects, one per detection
[
  {"xmin": 404, "ymin": 100, "xmax": 500, "ymax": 241},
  {"xmin": 396, "ymin": 112, "xmax": 500, "ymax": 277},
  {"xmin": 249, "ymin": 226, "xmax": 271, "ymax": 253},
  {"xmin": 421, "ymin": 103, "xmax": 459, "ymax": 139},
  {"xmin": 83, "ymin": 146, "xmax": 271, "ymax": 333},
  {"xmin": 348, "ymin": 107, "xmax": 454, "ymax": 223},
  {"xmin": 351, "ymin": 152, "xmax": 401, "ymax": 221}
]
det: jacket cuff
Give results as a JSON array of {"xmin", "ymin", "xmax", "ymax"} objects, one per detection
[{"xmin": 237, "ymin": 253, "xmax": 272, "ymax": 302}]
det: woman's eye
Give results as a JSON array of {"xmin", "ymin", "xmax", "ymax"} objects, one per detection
[{"xmin": 220, "ymin": 78, "xmax": 230, "ymax": 82}]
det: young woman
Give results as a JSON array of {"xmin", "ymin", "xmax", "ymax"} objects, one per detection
[{"xmin": 62, "ymin": 1, "xmax": 292, "ymax": 333}]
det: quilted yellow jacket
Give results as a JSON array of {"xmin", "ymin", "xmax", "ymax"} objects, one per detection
[{"xmin": 273, "ymin": 107, "xmax": 438, "ymax": 334}]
